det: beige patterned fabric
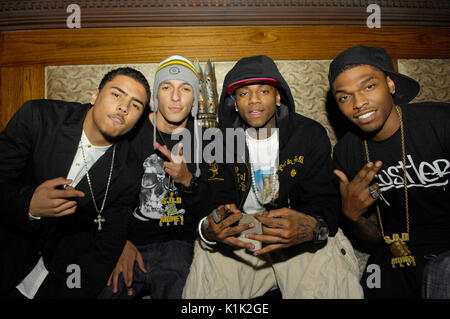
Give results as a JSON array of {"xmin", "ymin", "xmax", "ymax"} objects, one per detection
[
  {"xmin": 47, "ymin": 59, "xmax": 449, "ymax": 148},
  {"xmin": 276, "ymin": 60, "xmax": 336, "ymax": 145},
  {"xmin": 45, "ymin": 60, "xmax": 338, "ymax": 145},
  {"xmin": 45, "ymin": 58, "xmax": 449, "ymax": 161},
  {"xmin": 46, "ymin": 64, "xmax": 159, "ymax": 104},
  {"xmin": 398, "ymin": 59, "xmax": 450, "ymax": 103},
  {"xmin": 46, "ymin": 59, "xmax": 450, "ymax": 149}
]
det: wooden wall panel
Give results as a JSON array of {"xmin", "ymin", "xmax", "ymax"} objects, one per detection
[
  {"xmin": 0, "ymin": 66, "xmax": 44, "ymax": 130},
  {"xmin": 0, "ymin": 25, "xmax": 449, "ymax": 129},
  {"xmin": 1, "ymin": 26, "xmax": 449, "ymax": 67}
]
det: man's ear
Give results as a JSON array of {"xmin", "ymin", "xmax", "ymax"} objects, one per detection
[
  {"xmin": 276, "ymin": 90, "xmax": 281, "ymax": 105},
  {"xmin": 234, "ymin": 100, "xmax": 239, "ymax": 112},
  {"xmin": 89, "ymin": 88, "xmax": 99, "ymax": 105},
  {"xmin": 386, "ymin": 76, "xmax": 396, "ymax": 94}
]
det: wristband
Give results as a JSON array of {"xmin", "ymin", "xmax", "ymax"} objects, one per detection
[
  {"xmin": 28, "ymin": 212, "xmax": 41, "ymax": 220},
  {"xmin": 198, "ymin": 216, "xmax": 217, "ymax": 246}
]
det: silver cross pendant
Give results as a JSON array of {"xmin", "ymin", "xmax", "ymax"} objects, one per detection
[{"xmin": 94, "ymin": 214, "xmax": 106, "ymax": 231}]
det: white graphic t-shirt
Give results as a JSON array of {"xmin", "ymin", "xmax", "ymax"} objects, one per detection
[
  {"xmin": 133, "ymin": 152, "xmax": 185, "ymax": 225},
  {"xmin": 243, "ymin": 129, "xmax": 280, "ymax": 215}
]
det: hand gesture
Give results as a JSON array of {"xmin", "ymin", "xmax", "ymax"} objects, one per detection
[
  {"xmin": 106, "ymin": 240, "xmax": 147, "ymax": 296},
  {"xmin": 333, "ymin": 161, "xmax": 383, "ymax": 222},
  {"xmin": 202, "ymin": 203, "xmax": 255, "ymax": 250},
  {"xmin": 154, "ymin": 142, "xmax": 192, "ymax": 187},
  {"xmin": 247, "ymin": 208, "xmax": 317, "ymax": 256},
  {"xmin": 29, "ymin": 177, "xmax": 85, "ymax": 218}
]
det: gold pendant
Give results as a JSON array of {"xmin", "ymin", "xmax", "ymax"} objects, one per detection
[
  {"xmin": 389, "ymin": 240, "xmax": 411, "ymax": 257},
  {"xmin": 391, "ymin": 255, "xmax": 416, "ymax": 268},
  {"xmin": 161, "ymin": 192, "xmax": 182, "ymax": 205},
  {"xmin": 159, "ymin": 192, "xmax": 183, "ymax": 226},
  {"xmin": 384, "ymin": 233, "xmax": 416, "ymax": 268}
]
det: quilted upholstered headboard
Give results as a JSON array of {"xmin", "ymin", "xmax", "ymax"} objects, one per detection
[{"xmin": 46, "ymin": 58, "xmax": 450, "ymax": 147}]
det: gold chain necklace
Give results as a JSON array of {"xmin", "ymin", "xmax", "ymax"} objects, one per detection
[
  {"xmin": 363, "ymin": 105, "xmax": 416, "ymax": 268},
  {"xmin": 80, "ymin": 140, "xmax": 116, "ymax": 231},
  {"xmin": 155, "ymin": 126, "xmax": 182, "ymax": 223}
]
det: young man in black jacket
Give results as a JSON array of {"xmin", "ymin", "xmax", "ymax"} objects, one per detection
[
  {"xmin": 183, "ymin": 55, "xmax": 362, "ymax": 298},
  {"xmin": 330, "ymin": 46, "xmax": 450, "ymax": 298},
  {"xmin": 0, "ymin": 67, "xmax": 150, "ymax": 298}
]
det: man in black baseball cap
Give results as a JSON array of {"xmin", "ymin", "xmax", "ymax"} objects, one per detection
[
  {"xmin": 328, "ymin": 45, "xmax": 420, "ymax": 106},
  {"xmin": 330, "ymin": 45, "xmax": 450, "ymax": 298}
]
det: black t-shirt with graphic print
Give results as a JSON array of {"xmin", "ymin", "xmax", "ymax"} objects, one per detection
[
  {"xmin": 333, "ymin": 102, "xmax": 450, "ymax": 255},
  {"xmin": 127, "ymin": 118, "xmax": 196, "ymax": 245}
]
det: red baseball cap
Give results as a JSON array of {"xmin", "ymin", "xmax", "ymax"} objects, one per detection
[{"xmin": 226, "ymin": 77, "xmax": 281, "ymax": 95}]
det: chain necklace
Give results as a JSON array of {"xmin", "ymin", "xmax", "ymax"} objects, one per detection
[
  {"xmin": 80, "ymin": 140, "xmax": 116, "ymax": 231},
  {"xmin": 155, "ymin": 127, "xmax": 177, "ymax": 192},
  {"xmin": 249, "ymin": 162, "xmax": 278, "ymax": 205},
  {"xmin": 246, "ymin": 135, "xmax": 278, "ymax": 214},
  {"xmin": 363, "ymin": 105, "xmax": 415, "ymax": 268},
  {"xmin": 154, "ymin": 125, "xmax": 183, "ymax": 226}
]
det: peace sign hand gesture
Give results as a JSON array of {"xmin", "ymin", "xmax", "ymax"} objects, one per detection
[
  {"xmin": 333, "ymin": 161, "xmax": 383, "ymax": 222},
  {"xmin": 153, "ymin": 141, "xmax": 193, "ymax": 187}
]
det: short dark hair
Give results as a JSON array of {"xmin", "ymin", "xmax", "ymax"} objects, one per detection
[{"xmin": 98, "ymin": 67, "xmax": 151, "ymax": 107}]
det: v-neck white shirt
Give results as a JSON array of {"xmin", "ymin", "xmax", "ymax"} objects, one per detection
[
  {"xmin": 66, "ymin": 131, "xmax": 112, "ymax": 187},
  {"xmin": 17, "ymin": 131, "xmax": 112, "ymax": 299}
]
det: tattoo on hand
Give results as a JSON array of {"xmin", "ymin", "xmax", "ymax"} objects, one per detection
[{"xmin": 296, "ymin": 217, "xmax": 314, "ymax": 242}]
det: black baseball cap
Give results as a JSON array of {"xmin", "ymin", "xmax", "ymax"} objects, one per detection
[{"xmin": 328, "ymin": 46, "xmax": 420, "ymax": 105}]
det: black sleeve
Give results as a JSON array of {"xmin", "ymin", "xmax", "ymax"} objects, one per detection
[
  {"xmin": 289, "ymin": 125, "xmax": 340, "ymax": 236},
  {"xmin": 0, "ymin": 101, "xmax": 41, "ymax": 233},
  {"xmin": 439, "ymin": 103, "xmax": 450, "ymax": 158},
  {"xmin": 332, "ymin": 140, "xmax": 346, "ymax": 173},
  {"xmin": 182, "ymin": 160, "xmax": 236, "ymax": 225},
  {"xmin": 332, "ymin": 134, "xmax": 364, "ymax": 184},
  {"xmin": 36, "ymin": 166, "xmax": 140, "ymax": 299}
]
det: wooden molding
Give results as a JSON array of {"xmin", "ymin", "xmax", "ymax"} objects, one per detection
[
  {"xmin": 1, "ymin": 24, "xmax": 449, "ymax": 129},
  {"xmin": 0, "ymin": 0, "xmax": 449, "ymax": 30},
  {"xmin": 1, "ymin": 26, "xmax": 449, "ymax": 67}
]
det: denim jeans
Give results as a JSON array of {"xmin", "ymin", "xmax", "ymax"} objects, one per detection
[
  {"xmin": 422, "ymin": 250, "xmax": 450, "ymax": 299},
  {"xmin": 98, "ymin": 240, "xmax": 193, "ymax": 299}
]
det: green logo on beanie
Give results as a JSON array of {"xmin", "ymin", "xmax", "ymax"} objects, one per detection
[{"xmin": 169, "ymin": 66, "xmax": 180, "ymax": 75}]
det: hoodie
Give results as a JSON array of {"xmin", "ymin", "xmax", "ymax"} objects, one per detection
[{"xmin": 204, "ymin": 55, "xmax": 340, "ymax": 235}]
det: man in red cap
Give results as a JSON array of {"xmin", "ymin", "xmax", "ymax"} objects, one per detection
[{"xmin": 183, "ymin": 55, "xmax": 363, "ymax": 299}]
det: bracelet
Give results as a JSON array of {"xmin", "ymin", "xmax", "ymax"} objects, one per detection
[
  {"xmin": 28, "ymin": 212, "xmax": 41, "ymax": 220},
  {"xmin": 198, "ymin": 216, "xmax": 217, "ymax": 246}
]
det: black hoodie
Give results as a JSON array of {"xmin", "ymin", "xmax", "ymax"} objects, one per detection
[{"xmin": 203, "ymin": 55, "xmax": 340, "ymax": 236}]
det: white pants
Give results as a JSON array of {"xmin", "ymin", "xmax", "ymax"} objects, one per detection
[{"xmin": 182, "ymin": 228, "xmax": 363, "ymax": 299}]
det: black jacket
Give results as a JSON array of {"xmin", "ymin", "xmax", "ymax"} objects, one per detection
[
  {"xmin": 0, "ymin": 100, "xmax": 140, "ymax": 298},
  {"xmin": 200, "ymin": 55, "xmax": 340, "ymax": 235}
]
